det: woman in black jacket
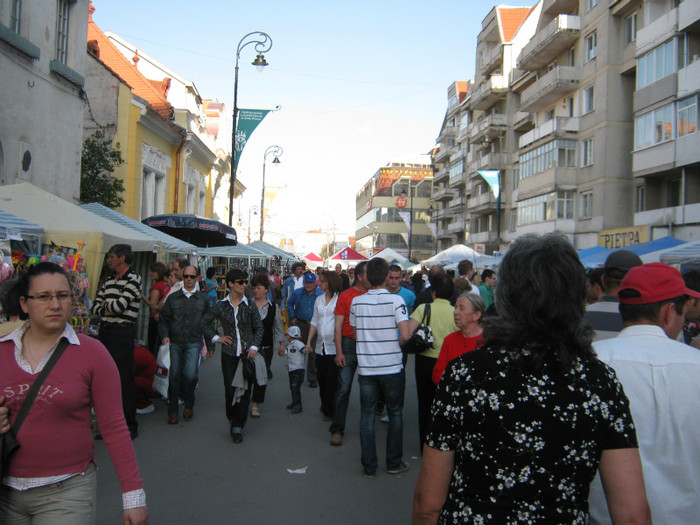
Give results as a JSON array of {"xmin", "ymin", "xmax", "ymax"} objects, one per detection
[{"xmin": 201, "ymin": 269, "xmax": 263, "ymax": 443}]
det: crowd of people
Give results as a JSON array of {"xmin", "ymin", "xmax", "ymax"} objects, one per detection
[{"xmin": 1, "ymin": 234, "xmax": 700, "ymax": 523}]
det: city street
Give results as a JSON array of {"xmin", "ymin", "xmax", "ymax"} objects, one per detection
[{"xmin": 94, "ymin": 352, "xmax": 422, "ymax": 524}]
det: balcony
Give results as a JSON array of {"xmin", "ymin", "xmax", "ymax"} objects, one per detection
[
  {"xmin": 543, "ymin": 0, "xmax": 579, "ymax": 15},
  {"xmin": 519, "ymin": 117, "xmax": 579, "ymax": 149},
  {"xmin": 449, "ymin": 171, "xmax": 468, "ymax": 189},
  {"xmin": 480, "ymin": 44, "xmax": 503, "ymax": 76},
  {"xmin": 470, "ymin": 75, "xmax": 508, "ymax": 110},
  {"xmin": 468, "ymin": 191, "xmax": 497, "ymax": 211},
  {"xmin": 450, "ymin": 148, "xmax": 466, "ymax": 163},
  {"xmin": 474, "ymin": 152, "xmax": 506, "ymax": 172},
  {"xmin": 513, "ymin": 111, "xmax": 535, "ymax": 132},
  {"xmin": 469, "ymin": 230, "xmax": 499, "ymax": 244},
  {"xmin": 679, "ymin": 0, "xmax": 700, "ymax": 32},
  {"xmin": 518, "ymin": 15, "xmax": 580, "ymax": 71},
  {"xmin": 636, "ymin": 8, "xmax": 678, "ymax": 57},
  {"xmin": 447, "ymin": 195, "xmax": 468, "ymax": 210},
  {"xmin": 447, "ymin": 218, "xmax": 468, "ymax": 234},
  {"xmin": 517, "ymin": 167, "xmax": 577, "ymax": 200},
  {"xmin": 434, "ymin": 207, "xmax": 450, "ymax": 220},
  {"xmin": 433, "ymin": 186, "xmax": 457, "ymax": 202},
  {"xmin": 468, "ymin": 113, "xmax": 507, "ymax": 144},
  {"xmin": 519, "ymin": 66, "xmax": 580, "ymax": 113},
  {"xmin": 433, "ymin": 166, "xmax": 449, "ymax": 183},
  {"xmin": 679, "ymin": 58, "xmax": 700, "ymax": 103}
]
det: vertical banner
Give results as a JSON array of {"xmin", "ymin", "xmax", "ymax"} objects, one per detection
[
  {"xmin": 427, "ymin": 222, "xmax": 437, "ymax": 239},
  {"xmin": 476, "ymin": 170, "xmax": 500, "ymax": 199},
  {"xmin": 234, "ymin": 109, "xmax": 272, "ymax": 176}
]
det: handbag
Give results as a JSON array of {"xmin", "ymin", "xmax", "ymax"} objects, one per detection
[
  {"xmin": 241, "ymin": 355, "xmax": 256, "ymax": 382},
  {"xmin": 403, "ymin": 303, "xmax": 435, "ymax": 354},
  {"xmin": 1, "ymin": 338, "xmax": 69, "ymax": 478},
  {"xmin": 153, "ymin": 343, "xmax": 170, "ymax": 398}
]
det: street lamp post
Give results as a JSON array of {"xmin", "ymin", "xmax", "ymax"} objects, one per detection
[
  {"xmin": 247, "ymin": 205, "xmax": 258, "ymax": 243},
  {"xmin": 228, "ymin": 31, "xmax": 273, "ymax": 227},
  {"xmin": 260, "ymin": 145, "xmax": 283, "ymax": 242}
]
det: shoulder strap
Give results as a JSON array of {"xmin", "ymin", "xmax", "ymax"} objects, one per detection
[
  {"xmin": 13, "ymin": 337, "xmax": 70, "ymax": 434},
  {"xmin": 422, "ymin": 303, "xmax": 431, "ymax": 325}
]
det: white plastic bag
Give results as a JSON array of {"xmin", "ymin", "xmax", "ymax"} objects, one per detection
[{"xmin": 153, "ymin": 343, "xmax": 170, "ymax": 398}]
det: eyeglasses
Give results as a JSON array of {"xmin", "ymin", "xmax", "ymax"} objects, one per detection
[
  {"xmin": 26, "ymin": 292, "xmax": 72, "ymax": 302},
  {"xmin": 233, "ymin": 279, "xmax": 247, "ymax": 285},
  {"xmin": 183, "ymin": 275, "xmax": 197, "ymax": 279}
]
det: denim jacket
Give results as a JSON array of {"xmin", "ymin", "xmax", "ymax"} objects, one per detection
[{"xmin": 200, "ymin": 296, "xmax": 263, "ymax": 357}]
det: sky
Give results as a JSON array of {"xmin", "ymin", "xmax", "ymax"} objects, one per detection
[{"xmin": 93, "ymin": 0, "xmax": 536, "ymax": 254}]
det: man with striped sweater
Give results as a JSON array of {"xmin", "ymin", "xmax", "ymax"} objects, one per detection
[
  {"xmin": 91, "ymin": 244, "xmax": 142, "ymax": 438},
  {"xmin": 349, "ymin": 257, "xmax": 411, "ymax": 478}
]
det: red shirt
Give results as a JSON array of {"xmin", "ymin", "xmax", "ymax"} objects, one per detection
[
  {"xmin": 432, "ymin": 330, "xmax": 484, "ymax": 385},
  {"xmin": 335, "ymin": 287, "xmax": 366, "ymax": 339}
]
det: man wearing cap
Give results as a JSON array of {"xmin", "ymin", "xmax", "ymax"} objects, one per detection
[
  {"xmin": 288, "ymin": 271, "xmax": 323, "ymax": 387},
  {"xmin": 588, "ymin": 262, "xmax": 700, "ymax": 524},
  {"xmin": 583, "ymin": 249, "xmax": 643, "ymax": 340}
]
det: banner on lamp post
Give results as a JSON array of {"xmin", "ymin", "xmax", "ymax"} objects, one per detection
[
  {"xmin": 234, "ymin": 109, "xmax": 272, "ymax": 176},
  {"xmin": 476, "ymin": 170, "xmax": 500, "ymax": 199}
]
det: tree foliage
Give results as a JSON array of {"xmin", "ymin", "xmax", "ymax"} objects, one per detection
[{"xmin": 80, "ymin": 131, "xmax": 125, "ymax": 208}]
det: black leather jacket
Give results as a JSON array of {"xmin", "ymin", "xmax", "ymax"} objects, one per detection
[{"xmin": 200, "ymin": 296, "xmax": 263, "ymax": 356}]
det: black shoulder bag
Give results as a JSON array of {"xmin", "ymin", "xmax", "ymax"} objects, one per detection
[
  {"xmin": 0, "ymin": 338, "xmax": 69, "ymax": 478},
  {"xmin": 403, "ymin": 303, "xmax": 435, "ymax": 354}
]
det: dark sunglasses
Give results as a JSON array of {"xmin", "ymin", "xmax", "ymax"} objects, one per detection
[
  {"xmin": 233, "ymin": 279, "xmax": 247, "ymax": 285},
  {"xmin": 183, "ymin": 274, "xmax": 197, "ymax": 279}
]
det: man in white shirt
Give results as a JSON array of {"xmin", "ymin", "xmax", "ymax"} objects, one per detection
[
  {"xmin": 589, "ymin": 262, "xmax": 700, "ymax": 524},
  {"xmin": 350, "ymin": 258, "xmax": 410, "ymax": 478}
]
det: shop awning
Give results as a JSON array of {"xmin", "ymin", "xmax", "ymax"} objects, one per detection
[
  {"xmin": 0, "ymin": 208, "xmax": 44, "ymax": 238},
  {"xmin": 142, "ymin": 213, "xmax": 237, "ymax": 247},
  {"xmin": 248, "ymin": 241, "xmax": 301, "ymax": 263},
  {"xmin": 81, "ymin": 203, "xmax": 196, "ymax": 254}
]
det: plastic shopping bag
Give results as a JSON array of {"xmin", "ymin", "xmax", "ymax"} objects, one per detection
[{"xmin": 153, "ymin": 343, "xmax": 170, "ymax": 398}]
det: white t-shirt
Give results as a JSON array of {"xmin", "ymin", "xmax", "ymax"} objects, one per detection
[
  {"xmin": 350, "ymin": 289, "xmax": 408, "ymax": 376},
  {"xmin": 285, "ymin": 339, "xmax": 306, "ymax": 372}
]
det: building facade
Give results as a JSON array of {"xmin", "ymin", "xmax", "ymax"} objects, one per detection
[
  {"xmin": 433, "ymin": 0, "xmax": 700, "ymax": 254},
  {"xmin": 355, "ymin": 161, "xmax": 434, "ymax": 262},
  {"xmin": 0, "ymin": 0, "xmax": 89, "ymax": 201}
]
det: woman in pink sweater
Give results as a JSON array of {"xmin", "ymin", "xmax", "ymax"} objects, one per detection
[{"xmin": 0, "ymin": 262, "xmax": 148, "ymax": 524}]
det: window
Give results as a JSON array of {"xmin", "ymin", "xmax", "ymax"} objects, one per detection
[
  {"xmin": 634, "ymin": 103, "xmax": 675, "ymax": 149},
  {"xmin": 10, "ymin": 0, "xmax": 22, "ymax": 32},
  {"xmin": 587, "ymin": 0, "xmax": 599, "ymax": 11},
  {"xmin": 55, "ymin": 0, "xmax": 70, "ymax": 64},
  {"xmin": 668, "ymin": 179, "xmax": 681, "ymax": 207},
  {"xmin": 583, "ymin": 86, "xmax": 595, "ymax": 114},
  {"xmin": 518, "ymin": 140, "xmax": 577, "ymax": 181},
  {"xmin": 449, "ymin": 160, "xmax": 464, "ymax": 180},
  {"xmin": 581, "ymin": 138, "xmax": 594, "ymax": 166},
  {"xmin": 624, "ymin": 12, "xmax": 637, "ymax": 45},
  {"xmin": 678, "ymin": 96, "xmax": 698, "ymax": 137},
  {"xmin": 569, "ymin": 48, "xmax": 575, "ymax": 67},
  {"xmin": 581, "ymin": 192, "xmax": 593, "ymax": 218},
  {"xmin": 545, "ymin": 109, "xmax": 555, "ymax": 122},
  {"xmin": 516, "ymin": 192, "xmax": 572, "ymax": 225},
  {"xmin": 585, "ymin": 32, "xmax": 597, "ymax": 61},
  {"xmin": 557, "ymin": 191, "xmax": 574, "ymax": 219},
  {"xmin": 636, "ymin": 39, "xmax": 676, "ymax": 89},
  {"xmin": 567, "ymin": 97, "xmax": 574, "ymax": 117},
  {"xmin": 635, "ymin": 185, "xmax": 645, "ymax": 213}
]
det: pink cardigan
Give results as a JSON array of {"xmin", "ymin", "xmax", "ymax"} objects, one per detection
[{"xmin": 0, "ymin": 334, "xmax": 143, "ymax": 493}]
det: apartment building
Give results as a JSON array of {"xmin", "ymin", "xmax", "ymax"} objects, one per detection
[
  {"xmin": 355, "ymin": 162, "xmax": 434, "ymax": 262},
  {"xmin": 433, "ymin": 0, "xmax": 699, "ymax": 254}
]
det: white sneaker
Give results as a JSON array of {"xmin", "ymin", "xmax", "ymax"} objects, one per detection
[
  {"xmin": 136, "ymin": 403, "xmax": 155, "ymax": 415},
  {"xmin": 380, "ymin": 414, "xmax": 389, "ymax": 423}
]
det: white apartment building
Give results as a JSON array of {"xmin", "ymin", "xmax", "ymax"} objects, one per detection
[
  {"xmin": 433, "ymin": 0, "xmax": 700, "ymax": 254},
  {"xmin": 0, "ymin": 0, "xmax": 89, "ymax": 201}
]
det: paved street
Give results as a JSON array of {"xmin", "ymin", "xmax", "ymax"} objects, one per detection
[{"xmin": 94, "ymin": 352, "xmax": 422, "ymax": 524}]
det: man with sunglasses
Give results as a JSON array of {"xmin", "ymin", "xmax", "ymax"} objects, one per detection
[
  {"xmin": 91, "ymin": 244, "xmax": 142, "ymax": 439},
  {"xmin": 159, "ymin": 265, "xmax": 213, "ymax": 424}
]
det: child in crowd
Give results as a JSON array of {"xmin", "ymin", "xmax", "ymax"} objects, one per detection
[{"xmin": 280, "ymin": 325, "xmax": 306, "ymax": 414}]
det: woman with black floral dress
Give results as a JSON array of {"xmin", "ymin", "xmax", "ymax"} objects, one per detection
[{"xmin": 413, "ymin": 233, "xmax": 651, "ymax": 525}]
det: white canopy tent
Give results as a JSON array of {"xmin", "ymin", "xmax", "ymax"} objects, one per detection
[
  {"xmin": 420, "ymin": 244, "xmax": 499, "ymax": 270},
  {"xmin": 1, "ymin": 183, "xmax": 158, "ymax": 296}
]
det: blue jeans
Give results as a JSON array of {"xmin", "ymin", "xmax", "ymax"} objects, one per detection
[
  {"xmin": 288, "ymin": 369, "xmax": 305, "ymax": 408},
  {"xmin": 329, "ymin": 336, "xmax": 358, "ymax": 435},
  {"xmin": 359, "ymin": 370, "xmax": 405, "ymax": 475},
  {"xmin": 168, "ymin": 342, "xmax": 201, "ymax": 417}
]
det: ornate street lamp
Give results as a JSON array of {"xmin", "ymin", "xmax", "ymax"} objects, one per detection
[
  {"xmin": 228, "ymin": 31, "xmax": 273, "ymax": 226},
  {"xmin": 260, "ymin": 145, "xmax": 283, "ymax": 242}
]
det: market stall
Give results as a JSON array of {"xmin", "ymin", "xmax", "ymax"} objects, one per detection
[
  {"xmin": 1, "ymin": 183, "xmax": 157, "ymax": 298},
  {"xmin": 326, "ymin": 247, "xmax": 367, "ymax": 270},
  {"xmin": 421, "ymin": 244, "xmax": 499, "ymax": 270}
]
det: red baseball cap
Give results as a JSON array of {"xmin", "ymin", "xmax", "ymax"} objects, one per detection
[{"xmin": 618, "ymin": 262, "xmax": 700, "ymax": 304}]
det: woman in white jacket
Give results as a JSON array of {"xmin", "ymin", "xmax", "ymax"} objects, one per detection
[{"xmin": 305, "ymin": 270, "xmax": 341, "ymax": 420}]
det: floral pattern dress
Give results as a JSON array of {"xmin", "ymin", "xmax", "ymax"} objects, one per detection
[{"xmin": 426, "ymin": 346, "xmax": 637, "ymax": 524}]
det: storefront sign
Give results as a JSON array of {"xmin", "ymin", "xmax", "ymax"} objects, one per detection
[
  {"xmin": 598, "ymin": 226, "xmax": 650, "ymax": 249},
  {"xmin": 395, "ymin": 196, "xmax": 407, "ymax": 208}
]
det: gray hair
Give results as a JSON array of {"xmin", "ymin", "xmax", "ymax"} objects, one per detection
[{"xmin": 458, "ymin": 292, "xmax": 486, "ymax": 320}]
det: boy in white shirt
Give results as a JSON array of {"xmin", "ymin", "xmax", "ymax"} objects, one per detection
[{"xmin": 279, "ymin": 325, "xmax": 307, "ymax": 414}]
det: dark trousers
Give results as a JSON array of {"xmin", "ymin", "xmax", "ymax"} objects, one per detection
[
  {"xmin": 221, "ymin": 352, "xmax": 251, "ymax": 430},
  {"xmin": 251, "ymin": 348, "xmax": 269, "ymax": 404},
  {"xmin": 147, "ymin": 317, "xmax": 159, "ymax": 357},
  {"xmin": 98, "ymin": 323, "xmax": 137, "ymax": 433},
  {"xmin": 415, "ymin": 354, "xmax": 437, "ymax": 452},
  {"xmin": 316, "ymin": 352, "xmax": 338, "ymax": 418},
  {"xmin": 297, "ymin": 319, "xmax": 317, "ymax": 382},
  {"xmin": 288, "ymin": 369, "xmax": 305, "ymax": 408}
]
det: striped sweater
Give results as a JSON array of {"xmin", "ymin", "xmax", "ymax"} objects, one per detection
[{"xmin": 91, "ymin": 267, "xmax": 142, "ymax": 325}]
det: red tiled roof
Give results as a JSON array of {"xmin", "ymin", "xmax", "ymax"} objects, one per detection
[
  {"xmin": 497, "ymin": 6, "xmax": 534, "ymax": 42},
  {"xmin": 87, "ymin": 7, "xmax": 173, "ymax": 119}
]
